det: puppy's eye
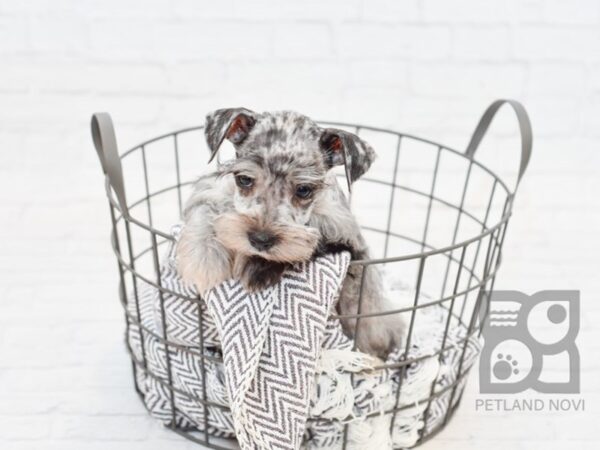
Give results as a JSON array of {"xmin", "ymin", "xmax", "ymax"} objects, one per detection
[
  {"xmin": 295, "ymin": 184, "xmax": 313, "ymax": 199},
  {"xmin": 235, "ymin": 175, "xmax": 254, "ymax": 189}
]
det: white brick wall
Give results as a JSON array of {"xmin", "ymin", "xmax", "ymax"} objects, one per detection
[{"xmin": 0, "ymin": 1, "xmax": 598, "ymax": 449}]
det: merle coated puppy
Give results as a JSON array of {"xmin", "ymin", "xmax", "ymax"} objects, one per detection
[{"xmin": 177, "ymin": 108, "xmax": 405, "ymax": 358}]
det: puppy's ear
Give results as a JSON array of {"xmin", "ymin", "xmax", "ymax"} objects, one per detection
[
  {"xmin": 319, "ymin": 128, "xmax": 377, "ymax": 191},
  {"xmin": 205, "ymin": 108, "xmax": 258, "ymax": 162}
]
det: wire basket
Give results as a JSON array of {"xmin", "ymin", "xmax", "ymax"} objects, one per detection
[{"xmin": 91, "ymin": 99, "xmax": 531, "ymax": 449}]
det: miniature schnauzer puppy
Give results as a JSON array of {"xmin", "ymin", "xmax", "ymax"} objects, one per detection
[{"xmin": 177, "ymin": 108, "xmax": 405, "ymax": 359}]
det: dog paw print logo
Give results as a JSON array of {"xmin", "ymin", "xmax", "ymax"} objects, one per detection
[{"xmin": 479, "ymin": 291, "xmax": 580, "ymax": 394}]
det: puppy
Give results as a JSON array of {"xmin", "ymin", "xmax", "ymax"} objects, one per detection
[{"xmin": 177, "ymin": 108, "xmax": 404, "ymax": 358}]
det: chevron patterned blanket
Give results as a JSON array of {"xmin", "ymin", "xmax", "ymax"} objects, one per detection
[
  {"xmin": 203, "ymin": 251, "xmax": 350, "ymax": 449},
  {"xmin": 126, "ymin": 226, "xmax": 482, "ymax": 449}
]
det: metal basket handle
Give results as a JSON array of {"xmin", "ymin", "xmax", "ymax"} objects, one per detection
[
  {"xmin": 91, "ymin": 113, "xmax": 129, "ymax": 216},
  {"xmin": 465, "ymin": 99, "xmax": 532, "ymax": 192}
]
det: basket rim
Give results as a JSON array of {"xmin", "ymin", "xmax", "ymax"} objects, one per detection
[{"xmin": 106, "ymin": 121, "xmax": 514, "ymax": 265}]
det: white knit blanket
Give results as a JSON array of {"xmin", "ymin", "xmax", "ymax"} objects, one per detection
[{"xmin": 126, "ymin": 226, "xmax": 481, "ymax": 449}]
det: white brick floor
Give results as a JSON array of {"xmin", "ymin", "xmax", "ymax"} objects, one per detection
[{"xmin": 1, "ymin": 1, "xmax": 599, "ymax": 448}]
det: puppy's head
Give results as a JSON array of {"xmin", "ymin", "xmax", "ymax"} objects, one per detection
[{"xmin": 205, "ymin": 108, "xmax": 376, "ymax": 263}]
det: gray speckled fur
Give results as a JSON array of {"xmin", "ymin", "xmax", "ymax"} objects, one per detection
[{"xmin": 177, "ymin": 108, "xmax": 405, "ymax": 359}]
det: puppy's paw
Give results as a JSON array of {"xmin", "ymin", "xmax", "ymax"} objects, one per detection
[
  {"xmin": 312, "ymin": 240, "xmax": 355, "ymax": 259},
  {"xmin": 357, "ymin": 314, "xmax": 406, "ymax": 360},
  {"xmin": 190, "ymin": 265, "xmax": 231, "ymax": 295},
  {"xmin": 176, "ymin": 227, "xmax": 233, "ymax": 296},
  {"xmin": 234, "ymin": 256, "xmax": 287, "ymax": 292}
]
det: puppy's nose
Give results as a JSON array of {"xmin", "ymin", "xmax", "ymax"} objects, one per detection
[{"xmin": 248, "ymin": 231, "xmax": 276, "ymax": 251}]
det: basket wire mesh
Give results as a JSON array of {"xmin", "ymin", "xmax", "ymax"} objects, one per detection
[{"xmin": 91, "ymin": 99, "xmax": 531, "ymax": 449}]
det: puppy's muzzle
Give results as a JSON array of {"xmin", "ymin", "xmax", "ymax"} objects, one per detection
[
  {"xmin": 248, "ymin": 230, "xmax": 277, "ymax": 251},
  {"xmin": 214, "ymin": 212, "xmax": 320, "ymax": 263}
]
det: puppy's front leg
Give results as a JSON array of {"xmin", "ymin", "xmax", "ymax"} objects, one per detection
[
  {"xmin": 177, "ymin": 204, "xmax": 233, "ymax": 295},
  {"xmin": 338, "ymin": 258, "xmax": 406, "ymax": 360}
]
